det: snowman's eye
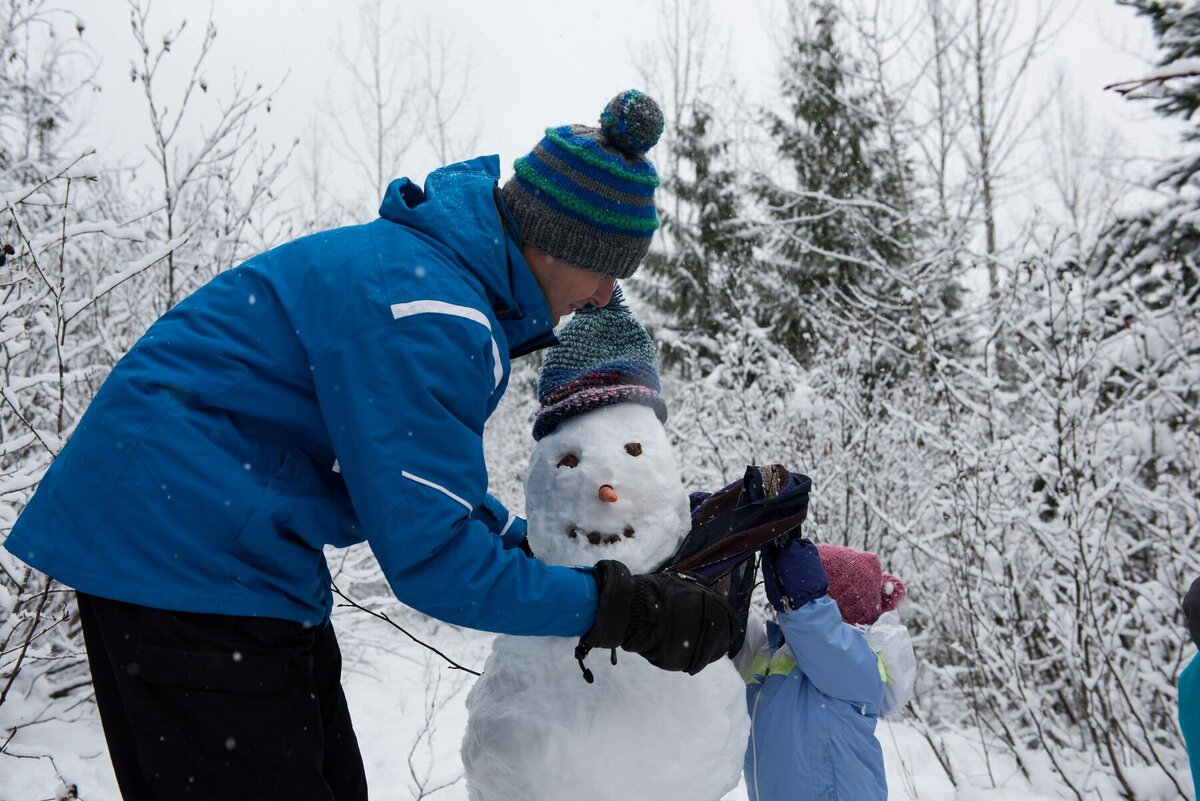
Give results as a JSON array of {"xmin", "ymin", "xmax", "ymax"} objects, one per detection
[
  {"xmin": 557, "ymin": 454, "xmax": 580, "ymax": 468},
  {"xmin": 624, "ymin": 443, "xmax": 642, "ymax": 457}
]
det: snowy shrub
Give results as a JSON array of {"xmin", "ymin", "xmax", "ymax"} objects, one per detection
[{"xmin": 0, "ymin": 2, "xmax": 291, "ymax": 782}]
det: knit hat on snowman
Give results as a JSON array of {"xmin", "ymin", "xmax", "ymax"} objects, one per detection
[
  {"xmin": 816, "ymin": 543, "xmax": 907, "ymax": 627},
  {"xmin": 532, "ymin": 287, "xmax": 667, "ymax": 441}
]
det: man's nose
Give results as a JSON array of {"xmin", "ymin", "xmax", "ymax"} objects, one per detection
[
  {"xmin": 593, "ymin": 279, "xmax": 616, "ymax": 308},
  {"xmin": 598, "ymin": 484, "xmax": 618, "ymax": 503}
]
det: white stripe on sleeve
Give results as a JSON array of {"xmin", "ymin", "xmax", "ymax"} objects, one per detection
[
  {"xmin": 401, "ymin": 470, "xmax": 473, "ymax": 512},
  {"xmin": 390, "ymin": 300, "xmax": 504, "ymax": 391},
  {"xmin": 498, "ymin": 511, "xmax": 517, "ymax": 540}
]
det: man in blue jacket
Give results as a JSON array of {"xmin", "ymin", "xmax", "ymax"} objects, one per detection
[{"xmin": 3, "ymin": 90, "xmax": 736, "ymax": 801}]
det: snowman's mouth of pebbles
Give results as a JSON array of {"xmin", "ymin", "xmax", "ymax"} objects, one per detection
[{"xmin": 567, "ymin": 525, "xmax": 636, "ymax": 546}]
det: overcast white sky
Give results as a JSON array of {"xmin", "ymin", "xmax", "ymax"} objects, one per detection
[
  {"xmin": 76, "ymin": 0, "xmax": 690, "ymax": 183},
  {"xmin": 64, "ymin": 0, "xmax": 1171, "ymax": 225}
]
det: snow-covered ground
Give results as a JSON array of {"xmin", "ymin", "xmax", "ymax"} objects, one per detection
[{"xmin": 6, "ymin": 603, "xmax": 1176, "ymax": 801}]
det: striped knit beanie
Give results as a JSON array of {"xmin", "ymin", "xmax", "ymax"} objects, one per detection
[
  {"xmin": 533, "ymin": 287, "xmax": 667, "ymax": 440},
  {"xmin": 816, "ymin": 543, "xmax": 907, "ymax": 627},
  {"xmin": 501, "ymin": 89, "xmax": 664, "ymax": 279}
]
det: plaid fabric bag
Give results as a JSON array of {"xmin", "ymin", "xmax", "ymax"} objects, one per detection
[{"xmin": 656, "ymin": 465, "xmax": 811, "ymax": 655}]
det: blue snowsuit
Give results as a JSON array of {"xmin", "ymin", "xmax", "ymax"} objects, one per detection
[
  {"xmin": 738, "ymin": 598, "xmax": 888, "ymax": 801},
  {"xmin": 1182, "ymin": 653, "xmax": 1200, "ymax": 800},
  {"xmin": 3, "ymin": 155, "xmax": 598, "ymax": 634}
]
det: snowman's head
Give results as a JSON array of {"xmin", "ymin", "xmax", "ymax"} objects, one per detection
[{"xmin": 525, "ymin": 402, "xmax": 689, "ymax": 573}]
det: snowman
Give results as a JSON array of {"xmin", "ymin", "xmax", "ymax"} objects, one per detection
[{"xmin": 462, "ymin": 295, "xmax": 749, "ymax": 801}]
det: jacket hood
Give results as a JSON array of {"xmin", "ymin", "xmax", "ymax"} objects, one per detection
[{"xmin": 378, "ymin": 155, "xmax": 554, "ymax": 355}]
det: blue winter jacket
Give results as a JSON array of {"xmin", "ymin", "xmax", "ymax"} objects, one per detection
[
  {"xmin": 1181, "ymin": 653, "xmax": 1200, "ymax": 800},
  {"xmin": 738, "ymin": 599, "xmax": 888, "ymax": 801},
  {"xmin": 3, "ymin": 156, "xmax": 599, "ymax": 634}
]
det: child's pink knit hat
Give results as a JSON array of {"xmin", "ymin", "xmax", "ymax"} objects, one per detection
[{"xmin": 816, "ymin": 543, "xmax": 906, "ymax": 626}]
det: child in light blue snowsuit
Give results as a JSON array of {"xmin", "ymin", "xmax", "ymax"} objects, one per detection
[{"xmin": 736, "ymin": 538, "xmax": 915, "ymax": 801}]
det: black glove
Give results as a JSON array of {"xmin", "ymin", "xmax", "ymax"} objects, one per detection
[{"xmin": 577, "ymin": 560, "xmax": 736, "ymax": 680}]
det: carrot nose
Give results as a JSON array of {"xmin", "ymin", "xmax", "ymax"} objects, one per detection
[{"xmin": 598, "ymin": 484, "xmax": 618, "ymax": 503}]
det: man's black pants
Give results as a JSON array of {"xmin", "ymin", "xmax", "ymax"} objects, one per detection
[{"xmin": 76, "ymin": 593, "xmax": 368, "ymax": 801}]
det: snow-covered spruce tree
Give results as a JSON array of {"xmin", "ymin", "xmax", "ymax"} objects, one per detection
[
  {"xmin": 1082, "ymin": 16, "xmax": 1200, "ymax": 790},
  {"xmin": 1093, "ymin": 0, "xmax": 1200, "ymax": 308},
  {"xmin": 752, "ymin": 0, "xmax": 915, "ymax": 365},
  {"xmin": 637, "ymin": 100, "xmax": 755, "ymax": 375}
]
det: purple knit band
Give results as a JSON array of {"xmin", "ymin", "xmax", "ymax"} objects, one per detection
[{"xmin": 532, "ymin": 384, "xmax": 668, "ymax": 441}]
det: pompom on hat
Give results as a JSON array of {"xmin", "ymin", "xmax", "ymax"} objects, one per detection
[
  {"xmin": 533, "ymin": 286, "xmax": 667, "ymax": 441},
  {"xmin": 502, "ymin": 90, "xmax": 664, "ymax": 280},
  {"xmin": 815, "ymin": 543, "xmax": 907, "ymax": 627}
]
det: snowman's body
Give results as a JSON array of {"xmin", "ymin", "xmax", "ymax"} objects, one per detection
[{"xmin": 462, "ymin": 404, "xmax": 749, "ymax": 801}]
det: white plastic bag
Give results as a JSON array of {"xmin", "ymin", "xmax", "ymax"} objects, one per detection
[{"xmin": 864, "ymin": 610, "xmax": 916, "ymax": 716}]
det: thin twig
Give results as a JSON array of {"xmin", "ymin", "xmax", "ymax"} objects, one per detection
[
  {"xmin": 0, "ymin": 388, "xmax": 57, "ymax": 456},
  {"xmin": 0, "ymin": 580, "xmax": 53, "ymax": 708},
  {"xmin": 331, "ymin": 584, "xmax": 480, "ymax": 676}
]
